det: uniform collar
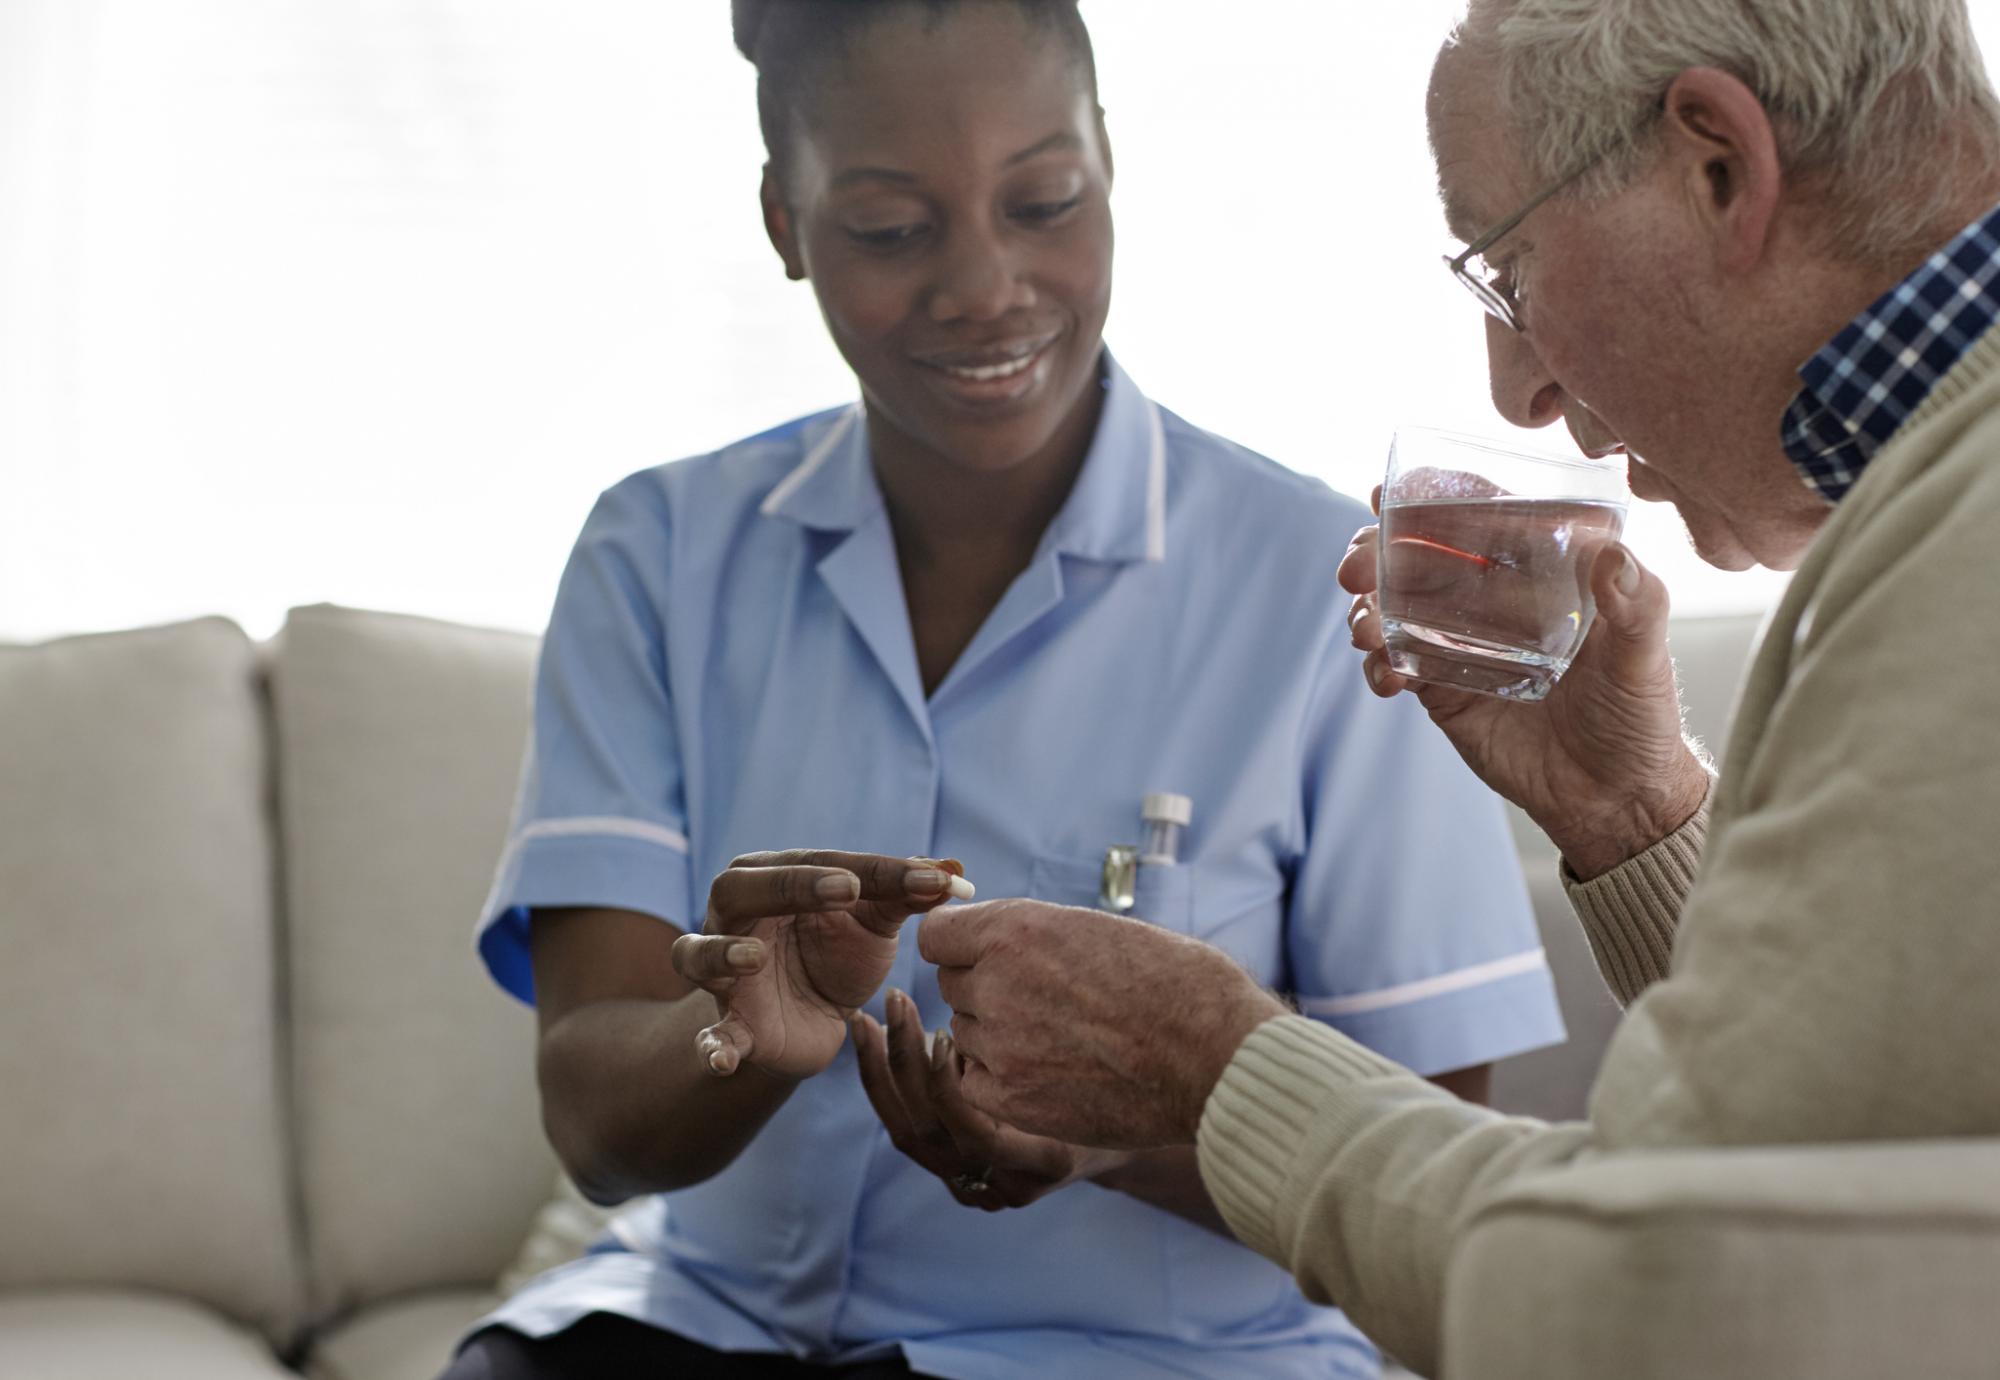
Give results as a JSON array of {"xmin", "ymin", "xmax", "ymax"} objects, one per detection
[{"xmin": 759, "ymin": 350, "xmax": 1167, "ymax": 565}]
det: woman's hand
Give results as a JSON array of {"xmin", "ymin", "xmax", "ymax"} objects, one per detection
[
  {"xmin": 671, "ymin": 851, "xmax": 972, "ymax": 1082},
  {"xmin": 1338, "ymin": 489, "xmax": 1710, "ymax": 878},
  {"xmin": 851, "ymin": 987, "xmax": 1128, "ymax": 1210}
]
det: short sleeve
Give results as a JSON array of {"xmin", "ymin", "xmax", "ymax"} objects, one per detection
[
  {"xmin": 1284, "ymin": 639, "xmax": 1566, "ymax": 1075},
  {"xmin": 476, "ymin": 478, "xmax": 694, "ymax": 1005}
]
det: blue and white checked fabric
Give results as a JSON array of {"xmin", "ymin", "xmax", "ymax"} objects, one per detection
[{"xmin": 1782, "ymin": 200, "xmax": 2000, "ymax": 503}]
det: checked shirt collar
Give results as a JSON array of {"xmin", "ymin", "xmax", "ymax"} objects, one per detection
[{"xmin": 1782, "ymin": 199, "xmax": 2000, "ymax": 504}]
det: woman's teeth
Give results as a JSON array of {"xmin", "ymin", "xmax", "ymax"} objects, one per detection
[{"xmin": 942, "ymin": 350, "xmax": 1040, "ymax": 382}]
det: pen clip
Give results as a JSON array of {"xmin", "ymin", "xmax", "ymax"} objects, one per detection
[{"xmin": 1100, "ymin": 844, "xmax": 1139, "ymax": 913}]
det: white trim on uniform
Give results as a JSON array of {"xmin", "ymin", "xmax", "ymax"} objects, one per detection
[
  {"xmin": 760, "ymin": 406, "xmax": 861, "ymax": 516},
  {"xmin": 514, "ymin": 815, "xmax": 692, "ymax": 855},
  {"xmin": 1298, "ymin": 947, "xmax": 1549, "ymax": 1019},
  {"xmin": 1145, "ymin": 401, "xmax": 1168, "ymax": 562}
]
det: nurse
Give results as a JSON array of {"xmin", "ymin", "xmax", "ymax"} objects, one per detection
[{"xmin": 448, "ymin": 2, "xmax": 1564, "ymax": 1378}]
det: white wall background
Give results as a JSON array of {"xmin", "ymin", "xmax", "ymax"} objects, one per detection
[{"xmin": 6, "ymin": 0, "xmax": 1994, "ymax": 641}]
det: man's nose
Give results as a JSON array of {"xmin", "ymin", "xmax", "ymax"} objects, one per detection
[
  {"xmin": 1484, "ymin": 313, "xmax": 1566, "ymax": 429},
  {"xmin": 928, "ymin": 227, "xmax": 1036, "ymax": 324}
]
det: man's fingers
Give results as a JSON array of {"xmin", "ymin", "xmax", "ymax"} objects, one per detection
[
  {"xmin": 1362, "ymin": 649, "xmax": 1411, "ymax": 699},
  {"xmin": 1336, "ymin": 525, "xmax": 1381, "ymax": 596},
  {"xmin": 931, "ymin": 962, "xmax": 968, "ymax": 1016},
  {"xmin": 918, "ymin": 902, "xmax": 998, "ymax": 969},
  {"xmin": 1346, "ymin": 594, "xmax": 1386, "ymax": 652},
  {"xmin": 1584, "ymin": 543, "xmax": 1674, "ymax": 674},
  {"xmin": 948, "ymin": 1010, "xmax": 987, "ymax": 1068},
  {"xmin": 671, "ymin": 932, "xmax": 763, "ymax": 987},
  {"xmin": 955, "ymin": 1053, "xmax": 1006, "ymax": 1124},
  {"xmin": 696, "ymin": 1011, "xmax": 755, "ymax": 1078}
]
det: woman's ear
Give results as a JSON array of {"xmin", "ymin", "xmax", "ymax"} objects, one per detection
[
  {"xmin": 761, "ymin": 165, "xmax": 807, "ymax": 282},
  {"xmin": 1659, "ymin": 67, "xmax": 1783, "ymax": 277}
]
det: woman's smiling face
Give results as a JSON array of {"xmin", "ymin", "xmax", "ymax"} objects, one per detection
[{"xmin": 762, "ymin": 3, "xmax": 1114, "ymax": 474}]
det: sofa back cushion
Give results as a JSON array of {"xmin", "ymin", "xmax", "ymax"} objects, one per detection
[
  {"xmin": 0, "ymin": 619, "xmax": 303, "ymax": 1341},
  {"xmin": 268, "ymin": 605, "xmax": 553, "ymax": 1318}
]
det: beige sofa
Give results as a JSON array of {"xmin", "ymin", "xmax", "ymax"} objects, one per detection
[{"xmin": 4, "ymin": 603, "xmax": 1994, "ymax": 1380}]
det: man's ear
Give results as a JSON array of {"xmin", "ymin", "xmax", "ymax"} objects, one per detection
[
  {"xmin": 761, "ymin": 164, "xmax": 807, "ymax": 282},
  {"xmin": 1659, "ymin": 66, "xmax": 1783, "ymax": 276}
]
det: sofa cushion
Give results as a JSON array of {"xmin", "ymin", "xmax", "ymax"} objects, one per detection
[
  {"xmin": 0, "ymin": 1290, "xmax": 300, "ymax": 1379},
  {"xmin": 305, "ymin": 1289, "xmax": 499, "ymax": 1380},
  {"xmin": 0, "ymin": 619, "xmax": 302, "ymax": 1341},
  {"xmin": 268, "ymin": 606, "xmax": 554, "ymax": 1318},
  {"xmin": 496, "ymin": 1174, "xmax": 619, "ymax": 1299},
  {"xmin": 1444, "ymin": 1140, "xmax": 2000, "ymax": 1380}
]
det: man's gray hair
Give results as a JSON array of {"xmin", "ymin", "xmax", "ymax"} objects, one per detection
[{"xmin": 1462, "ymin": 0, "xmax": 2000, "ymax": 262}]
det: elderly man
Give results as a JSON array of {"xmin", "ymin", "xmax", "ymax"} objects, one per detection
[{"xmin": 908, "ymin": 0, "xmax": 2000, "ymax": 1372}]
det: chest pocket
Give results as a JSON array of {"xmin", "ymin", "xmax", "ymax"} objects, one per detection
[{"xmin": 1028, "ymin": 854, "xmax": 1196, "ymax": 933}]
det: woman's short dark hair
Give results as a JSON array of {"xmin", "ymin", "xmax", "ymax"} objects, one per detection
[{"xmin": 732, "ymin": 0, "xmax": 1097, "ymax": 176}]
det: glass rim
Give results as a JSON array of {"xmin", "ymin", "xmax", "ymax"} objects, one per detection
[{"xmin": 1390, "ymin": 424, "xmax": 1629, "ymax": 477}]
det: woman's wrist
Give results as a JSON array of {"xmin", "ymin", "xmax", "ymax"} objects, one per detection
[{"xmin": 1079, "ymin": 1145, "xmax": 1141, "ymax": 1189}]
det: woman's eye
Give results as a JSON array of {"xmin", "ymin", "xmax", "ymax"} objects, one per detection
[
  {"xmin": 1011, "ymin": 196, "xmax": 1082, "ymax": 224},
  {"xmin": 847, "ymin": 223, "xmax": 929, "ymax": 250}
]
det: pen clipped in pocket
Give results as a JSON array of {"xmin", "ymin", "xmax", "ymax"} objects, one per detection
[{"xmin": 1028, "ymin": 854, "xmax": 1195, "ymax": 933}]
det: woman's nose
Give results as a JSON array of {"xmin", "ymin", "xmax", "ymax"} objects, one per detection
[
  {"xmin": 1484, "ymin": 312, "xmax": 1566, "ymax": 429},
  {"xmin": 928, "ymin": 228, "xmax": 1036, "ymax": 324}
]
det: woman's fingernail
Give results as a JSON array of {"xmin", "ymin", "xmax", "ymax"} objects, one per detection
[
  {"xmin": 727, "ymin": 941, "xmax": 759, "ymax": 970},
  {"xmin": 905, "ymin": 868, "xmax": 946, "ymax": 894},
  {"xmin": 817, "ymin": 872, "xmax": 860, "ymax": 902},
  {"xmin": 889, "ymin": 987, "xmax": 909, "ymax": 1014},
  {"xmin": 932, "ymin": 1030, "xmax": 952, "ymax": 1068}
]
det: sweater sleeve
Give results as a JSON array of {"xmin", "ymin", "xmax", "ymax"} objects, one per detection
[
  {"xmin": 1198, "ymin": 1017, "xmax": 1592, "ymax": 1375},
  {"xmin": 1561, "ymin": 788, "xmax": 1711, "ymax": 1007}
]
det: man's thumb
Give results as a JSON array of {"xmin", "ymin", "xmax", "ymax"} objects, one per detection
[{"xmin": 1589, "ymin": 543, "xmax": 1671, "ymax": 665}]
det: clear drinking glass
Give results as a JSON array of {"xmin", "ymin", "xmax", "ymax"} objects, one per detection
[{"xmin": 1377, "ymin": 427, "xmax": 1630, "ymax": 702}]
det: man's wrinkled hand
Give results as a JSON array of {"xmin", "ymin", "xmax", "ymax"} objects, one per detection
[
  {"xmin": 918, "ymin": 899, "xmax": 1287, "ymax": 1149},
  {"xmin": 851, "ymin": 988, "xmax": 1128, "ymax": 1210},
  {"xmin": 1339, "ymin": 503, "xmax": 1710, "ymax": 878}
]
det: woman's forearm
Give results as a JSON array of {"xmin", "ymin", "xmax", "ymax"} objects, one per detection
[
  {"xmin": 1093, "ymin": 1145, "xmax": 1233, "ymax": 1237},
  {"xmin": 537, "ymin": 991, "xmax": 800, "ymax": 1202}
]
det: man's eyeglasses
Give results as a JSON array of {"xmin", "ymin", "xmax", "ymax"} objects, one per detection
[{"xmin": 1444, "ymin": 162, "xmax": 1592, "ymax": 333}]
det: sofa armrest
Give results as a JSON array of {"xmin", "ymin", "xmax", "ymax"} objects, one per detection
[{"xmin": 1442, "ymin": 1140, "xmax": 2000, "ymax": 1380}]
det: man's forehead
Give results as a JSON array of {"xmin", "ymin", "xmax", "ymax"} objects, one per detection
[{"xmin": 1427, "ymin": 45, "xmax": 1522, "ymax": 242}]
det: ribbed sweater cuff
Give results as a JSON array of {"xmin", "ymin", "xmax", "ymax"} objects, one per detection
[
  {"xmin": 1562, "ymin": 789, "xmax": 1711, "ymax": 1006},
  {"xmin": 1196, "ymin": 1015, "xmax": 1406, "ymax": 1263}
]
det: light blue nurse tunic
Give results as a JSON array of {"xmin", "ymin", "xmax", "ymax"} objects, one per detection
[{"xmin": 474, "ymin": 354, "xmax": 1565, "ymax": 1380}]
